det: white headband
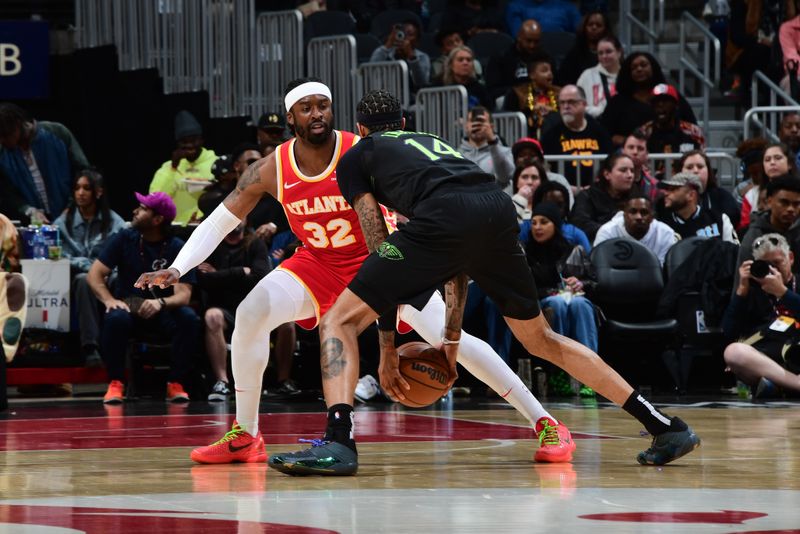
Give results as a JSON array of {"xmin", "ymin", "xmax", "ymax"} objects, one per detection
[{"xmin": 284, "ymin": 82, "xmax": 332, "ymax": 112}]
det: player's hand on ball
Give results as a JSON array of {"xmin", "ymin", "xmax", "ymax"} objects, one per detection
[
  {"xmin": 441, "ymin": 342, "xmax": 459, "ymax": 389},
  {"xmin": 378, "ymin": 345, "xmax": 410, "ymax": 402}
]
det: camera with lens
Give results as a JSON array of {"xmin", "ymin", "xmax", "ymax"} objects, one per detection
[
  {"xmin": 392, "ymin": 23, "xmax": 405, "ymax": 41},
  {"xmin": 750, "ymin": 259, "xmax": 772, "ymax": 279}
]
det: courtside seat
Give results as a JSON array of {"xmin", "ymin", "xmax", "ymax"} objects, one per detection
[{"xmin": 591, "ymin": 238, "xmax": 680, "ymax": 389}]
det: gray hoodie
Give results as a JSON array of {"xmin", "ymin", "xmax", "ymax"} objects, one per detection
[{"xmin": 458, "ymin": 138, "xmax": 515, "ymax": 194}]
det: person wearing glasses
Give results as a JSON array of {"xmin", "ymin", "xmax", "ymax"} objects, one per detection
[
  {"xmin": 734, "ymin": 176, "xmax": 800, "ymax": 289},
  {"xmin": 540, "ymin": 85, "xmax": 612, "ymax": 188},
  {"xmin": 149, "ymin": 110, "xmax": 217, "ymax": 224},
  {"xmin": 722, "ymin": 233, "xmax": 800, "ymax": 398}
]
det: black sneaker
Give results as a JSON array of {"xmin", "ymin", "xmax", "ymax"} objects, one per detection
[
  {"xmin": 83, "ymin": 346, "xmax": 103, "ymax": 368},
  {"xmin": 275, "ymin": 379, "xmax": 302, "ymax": 396},
  {"xmin": 636, "ymin": 417, "xmax": 701, "ymax": 466},
  {"xmin": 268, "ymin": 439, "xmax": 358, "ymax": 476}
]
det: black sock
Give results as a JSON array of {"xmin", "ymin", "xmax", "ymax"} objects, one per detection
[
  {"xmin": 622, "ymin": 391, "xmax": 686, "ymax": 435},
  {"xmin": 325, "ymin": 403, "xmax": 357, "ymax": 453}
]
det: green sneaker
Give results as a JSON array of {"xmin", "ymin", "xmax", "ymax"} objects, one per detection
[
  {"xmin": 636, "ymin": 417, "xmax": 701, "ymax": 466},
  {"xmin": 268, "ymin": 439, "xmax": 358, "ymax": 476}
]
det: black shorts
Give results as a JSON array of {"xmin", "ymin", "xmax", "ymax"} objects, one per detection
[{"xmin": 349, "ymin": 184, "xmax": 541, "ymax": 320}]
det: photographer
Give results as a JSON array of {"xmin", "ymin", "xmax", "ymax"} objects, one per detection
[
  {"xmin": 458, "ymin": 106, "xmax": 515, "ymax": 194},
  {"xmin": 369, "ymin": 20, "xmax": 430, "ymax": 95},
  {"xmin": 722, "ymin": 233, "xmax": 800, "ymax": 398}
]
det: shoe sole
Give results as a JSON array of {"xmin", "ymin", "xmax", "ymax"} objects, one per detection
[
  {"xmin": 637, "ymin": 432, "xmax": 701, "ymax": 466},
  {"xmin": 207, "ymin": 394, "xmax": 228, "ymax": 402},
  {"xmin": 167, "ymin": 396, "xmax": 190, "ymax": 403},
  {"xmin": 191, "ymin": 452, "xmax": 268, "ymax": 464},
  {"xmin": 267, "ymin": 461, "xmax": 358, "ymax": 476},
  {"xmin": 103, "ymin": 398, "xmax": 123, "ymax": 404},
  {"xmin": 534, "ymin": 441, "xmax": 576, "ymax": 463}
]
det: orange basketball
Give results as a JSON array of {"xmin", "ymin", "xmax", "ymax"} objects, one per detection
[{"xmin": 397, "ymin": 341, "xmax": 452, "ymax": 408}]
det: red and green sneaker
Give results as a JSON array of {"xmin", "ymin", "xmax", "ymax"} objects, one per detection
[
  {"xmin": 534, "ymin": 417, "xmax": 576, "ymax": 463},
  {"xmin": 190, "ymin": 421, "xmax": 267, "ymax": 464}
]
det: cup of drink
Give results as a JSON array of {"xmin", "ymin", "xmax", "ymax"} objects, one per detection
[{"xmin": 48, "ymin": 245, "xmax": 62, "ymax": 260}]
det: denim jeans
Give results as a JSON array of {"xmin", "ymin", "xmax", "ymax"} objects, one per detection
[
  {"xmin": 100, "ymin": 305, "xmax": 201, "ymax": 383},
  {"xmin": 540, "ymin": 295, "xmax": 598, "ymax": 352}
]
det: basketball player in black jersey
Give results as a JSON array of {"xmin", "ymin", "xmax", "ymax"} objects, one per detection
[{"xmin": 268, "ymin": 89, "xmax": 700, "ymax": 475}]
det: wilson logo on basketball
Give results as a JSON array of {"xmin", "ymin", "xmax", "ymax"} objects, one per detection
[{"xmin": 411, "ymin": 362, "xmax": 448, "ymax": 385}]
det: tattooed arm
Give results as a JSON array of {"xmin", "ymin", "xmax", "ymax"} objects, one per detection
[
  {"xmin": 223, "ymin": 153, "xmax": 277, "ymax": 218},
  {"xmin": 441, "ymin": 273, "xmax": 468, "ymax": 386},
  {"xmin": 136, "ymin": 153, "xmax": 278, "ymax": 290},
  {"xmin": 351, "ymin": 192, "xmax": 388, "ymax": 253}
]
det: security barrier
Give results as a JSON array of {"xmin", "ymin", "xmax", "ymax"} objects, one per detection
[
  {"xmin": 307, "ymin": 35, "xmax": 357, "ymax": 132},
  {"xmin": 545, "ymin": 152, "xmax": 739, "ymax": 189},
  {"xmin": 415, "ymin": 86, "xmax": 468, "ymax": 147},
  {"xmin": 254, "ymin": 10, "xmax": 304, "ymax": 117},
  {"xmin": 355, "ymin": 61, "xmax": 410, "ymax": 112},
  {"xmin": 492, "ymin": 112, "xmax": 527, "ymax": 148}
]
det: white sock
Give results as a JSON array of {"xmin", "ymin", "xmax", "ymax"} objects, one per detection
[
  {"xmin": 232, "ymin": 270, "xmax": 314, "ymax": 436},
  {"xmin": 400, "ymin": 293, "xmax": 553, "ymax": 426}
]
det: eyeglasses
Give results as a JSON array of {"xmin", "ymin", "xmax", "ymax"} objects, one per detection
[
  {"xmin": 558, "ymin": 99, "xmax": 584, "ymax": 107},
  {"xmin": 753, "ymin": 236, "xmax": 781, "ymax": 249}
]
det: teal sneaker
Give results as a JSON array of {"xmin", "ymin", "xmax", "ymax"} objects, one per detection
[
  {"xmin": 636, "ymin": 417, "xmax": 701, "ymax": 466},
  {"xmin": 268, "ymin": 439, "xmax": 358, "ymax": 476}
]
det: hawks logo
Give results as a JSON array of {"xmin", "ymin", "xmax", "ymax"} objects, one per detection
[{"xmin": 377, "ymin": 242, "xmax": 404, "ymax": 260}]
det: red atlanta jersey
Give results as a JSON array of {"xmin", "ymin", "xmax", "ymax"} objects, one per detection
[{"xmin": 274, "ymin": 130, "xmax": 367, "ymax": 327}]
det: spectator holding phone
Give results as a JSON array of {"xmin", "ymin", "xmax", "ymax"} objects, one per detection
[
  {"xmin": 369, "ymin": 20, "xmax": 430, "ymax": 97},
  {"xmin": 458, "ymin": 106, "xmax": 515, "ymax": 193}
]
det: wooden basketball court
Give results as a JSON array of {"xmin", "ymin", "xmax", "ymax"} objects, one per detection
[{"xmin": 1, "ymin": 396, "xmax": 799, "ymax": 532}]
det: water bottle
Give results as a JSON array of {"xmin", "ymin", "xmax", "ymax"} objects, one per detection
[{"xmin": 32, "ymin": 226, "xmax": 47, "ymax": 260}]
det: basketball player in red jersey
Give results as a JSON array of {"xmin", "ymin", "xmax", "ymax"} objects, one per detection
[{"xmin": 136, "ymin": 78, "xmax": 574, "ymax": 473}]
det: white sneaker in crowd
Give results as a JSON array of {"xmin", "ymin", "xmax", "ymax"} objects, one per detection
[{"xmin": 354, "ymin": 374, "xmax": 380, "ymax": 403}]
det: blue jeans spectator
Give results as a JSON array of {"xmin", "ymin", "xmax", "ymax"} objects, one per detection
[
  {"xmin": 540, "ymin": 295, "xmax": 598, "ymax": 352},
  {"xmin": 100, "ymin": 306, "xmax": 201, "ymax": 384}
]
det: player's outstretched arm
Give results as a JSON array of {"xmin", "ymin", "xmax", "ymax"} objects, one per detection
[
  {"xmin": 136, "ymin": 156, "xmax": 278, "ymax": 290},
  {"xmin": 351, "ymin": 192, "xmax": 389, "ymax": 253},
  {"xmin": 441, "ymin": 273, "xmax": 468, "ymax": 386}
]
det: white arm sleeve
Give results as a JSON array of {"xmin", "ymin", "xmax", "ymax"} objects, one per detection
[{"xmin": 169, "ymin": 203, "xmax": 242, "ymax": 277}]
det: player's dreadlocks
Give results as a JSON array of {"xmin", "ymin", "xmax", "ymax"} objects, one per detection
[{"xmin": 356, "ymin": 90, "xmax": 403, "ymax": 132}]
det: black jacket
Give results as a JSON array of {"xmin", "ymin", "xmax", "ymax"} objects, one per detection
[
  {"xmin": 656, "ymin": 239, "xmax": 740, "ymax": 326},
  {"xmin": 570, "ymin": 184, "xmax": 636, "ymax": 242}
]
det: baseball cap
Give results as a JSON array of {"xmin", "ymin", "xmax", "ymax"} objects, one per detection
[
  {"xmin": 211, "ymin": 154, "xmax": 234, "ymax": 179},
  {"xmin": 658, "ymin": 172, "xmax": 703, "ymax": 192},
  {"xmin": 135, "ymin": 192, "xmax": 177, "ymax": 223},
  {"xmin": 651, "ymin": 83, "xmax": 679, "ymax": 102},
  {"xmin": 257, "ymin": 112, "xmax": 286, "ymax": 131},
  {"xmin": 512, "ymin": 137, "xmax": 544, "ymax": 159}
]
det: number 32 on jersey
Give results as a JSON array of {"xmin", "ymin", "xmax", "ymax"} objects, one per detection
[{"xmin": 303, "ymin": 218, "xmax": 356, "ymax": 249}]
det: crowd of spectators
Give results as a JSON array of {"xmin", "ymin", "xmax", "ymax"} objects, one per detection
[{"xmin": 5, "ymin": 0, "xmax": 800, "ymax": 402}]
